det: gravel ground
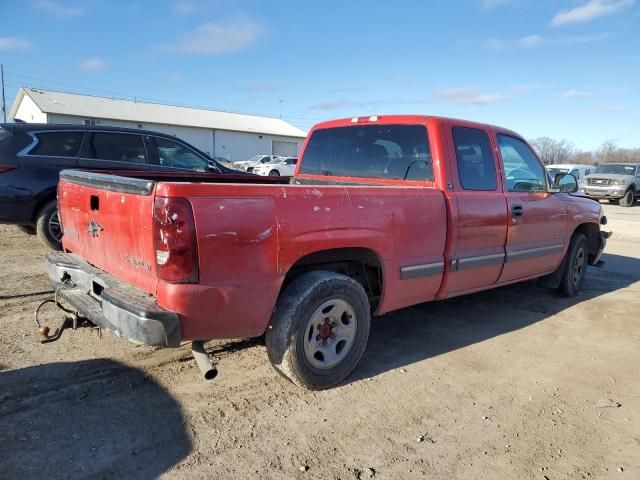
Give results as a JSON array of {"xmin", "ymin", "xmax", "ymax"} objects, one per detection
[{"xmin": 0, "ymin": 203, "xmax": 639, "ymax": 480}]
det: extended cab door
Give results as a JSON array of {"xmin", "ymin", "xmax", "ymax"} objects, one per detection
[
  {"xmin": 445, "ymin": 125, "xmax": 508, "ymax": 295},
  {"xmin": 496, "ymin": 134, "xmax": 567, "ymax": 282}
]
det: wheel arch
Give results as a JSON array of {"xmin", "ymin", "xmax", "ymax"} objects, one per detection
[
  {"xmin": 281, "ymin": 247, "xmax": 384, "ymax": 312},
  {"xmin": 30, "ymin": 187, "xmax": 57, "ymax": 223},
  {"xmin": 573, "ymin": 221, "xmax": 600, "ymax": 262}
]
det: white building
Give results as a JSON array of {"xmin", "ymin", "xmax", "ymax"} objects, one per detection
[{"xmin": 9, "ymin": 87, "xmax": 307, "ymax": 162}]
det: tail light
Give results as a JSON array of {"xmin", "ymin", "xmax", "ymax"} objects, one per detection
[
  {"xmin": 153, "ymin": 196, "xmax": 199, "ymax": 284},
  {"xmin": 0, "ymin": 165, "xmax": 17, "ymax": 173}
]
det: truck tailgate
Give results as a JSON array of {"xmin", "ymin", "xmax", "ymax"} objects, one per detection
[{"xmin": 58, "ymin": 170, "xmax": 158, "ymax": 295}]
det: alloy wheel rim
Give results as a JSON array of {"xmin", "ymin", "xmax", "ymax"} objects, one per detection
[
  {"xmin": 303, "ymin": 298, "xmax": 357, "ymax": 370},
  {"xmin": 48, "ymin": 211, "xmax": 62, "ymax": 241}
]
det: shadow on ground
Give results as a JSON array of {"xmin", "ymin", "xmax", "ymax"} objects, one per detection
[
  {"xmin": 0, "ymin": 359, "xmax": 191, "ymax": 480},
  {"xmin": 351, "ymin": 252, "xmax": 640, "ymax": 381}
]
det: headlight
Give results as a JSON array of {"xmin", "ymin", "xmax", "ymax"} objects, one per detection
[{"xmin": 613, "ymin": 179, "xmax": 625, "ymax": 186}]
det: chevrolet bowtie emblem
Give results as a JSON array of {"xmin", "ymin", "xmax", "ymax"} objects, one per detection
[{"xmin": 87, "ymin": 220, "xmax": 103, "ymax": 238}]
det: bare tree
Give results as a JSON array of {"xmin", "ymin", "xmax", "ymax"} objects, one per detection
[
  {"xmin": 529, "ymin": 137, "xmax": 575, "ymax": 165},
  {"xmin": 596, "ymin": 140, "xmax": 617, "ymax": 164}
]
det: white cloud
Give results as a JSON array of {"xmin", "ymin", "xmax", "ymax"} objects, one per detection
[
  {"xmin": 162, "ymin": 18, "xmax": 265, "ymax": 55},
  {"xmin": 436, "ymin": 88, "xmax": 506, "ymax": 105},
  {"xmin": 486, "ymin": 33, "xmax": 610, "ymax": 50},
  {"xmin": 34, "ymin": 0, "xmax": 85, "ymax": 18},
  {"xmin": 551, "ymin": 0, "xmax": 635, "ymax": 26},
  {"xmin": 78, "ymin": 57, "xmax": 108, "ymax": 71},
  {"xmin": 171, "ymin": 1, "xmax": 197, "ymax": 14},
  {"xmin": 563, "ymin": 89, "xmax": 593, "ymax": 98},
  {"xmin": 0, "ymin": 37, "xmax": 33, "ymax": 51}
]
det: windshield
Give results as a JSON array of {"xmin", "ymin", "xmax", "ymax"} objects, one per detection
[
  {"xmin": 244, "ymin": 155, "xmax": 263, "ymax": 163},
  {"xmin": 267, "ymin": 157, "xmax": 283, "ymax": 163},
  {"xmin": 594, "ymin": 164, "xmax": 637, "ymax": 175}
]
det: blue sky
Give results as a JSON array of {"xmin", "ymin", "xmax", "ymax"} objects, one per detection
[{"xmin": 0, "ymin": 0, "xmax": 638, "ymax": 150}]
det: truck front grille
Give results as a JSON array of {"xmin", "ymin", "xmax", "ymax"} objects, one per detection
[{"xmin": 587, "ymin": 178, "xmax": 613, "ymax": 186}]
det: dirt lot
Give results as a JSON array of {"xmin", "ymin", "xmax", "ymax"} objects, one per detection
[{"xmin": 1, "ymin": 203, "xmax": 639, "ymax": 480}]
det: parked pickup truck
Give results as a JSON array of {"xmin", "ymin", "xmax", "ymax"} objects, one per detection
[{"xmin": 45, "ymin": 115, "xmax": 609, "ymax": 389}]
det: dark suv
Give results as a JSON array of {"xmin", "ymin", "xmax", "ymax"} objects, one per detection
[{"xmin": 0, "ymin": 123, "xmax": 238, "ymax": 249}]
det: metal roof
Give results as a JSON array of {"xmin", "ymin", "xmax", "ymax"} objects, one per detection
[{"xmin": 10, "ymin": 87, "xmax": 307, "ymax": 138}]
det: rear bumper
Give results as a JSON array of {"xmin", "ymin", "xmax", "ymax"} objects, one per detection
[{"xmin": 46, "ymin": 251, "xmax": 181, "ymax": 347}]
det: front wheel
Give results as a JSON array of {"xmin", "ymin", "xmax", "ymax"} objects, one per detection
[
  {"xmin": 619, "ymin": 189, "xmax": 635, "ymax": 207},
  {"xmin": 558, "ymin": 232, "xmax": 588, "ymax": 297},
  {"xmin": 268, "ymin": 170, "xmax": 280, "ymax": 177},
  {"xmin": 35, "ymin": 200, "xmax": 62, "ymax": 250},
  {"xmin": 266, "ymin": 271, "xmax": 371, "ymax": 390}
]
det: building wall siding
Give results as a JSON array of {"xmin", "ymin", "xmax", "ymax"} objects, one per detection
[{"xmin": 14, "ymin": 95, "xmax": 48, "ymax": 123}]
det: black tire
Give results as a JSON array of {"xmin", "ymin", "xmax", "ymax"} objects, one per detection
[
  {"xmin": 266, "ymin": 271, "xmax": 371, "ymax": 390},
  {"xmin": 268, "ymin": 170, "xmax": 280, "ymax": 177},
  {"xmin": 558, "ymin": 232, "xmax": 588, "ymax": 297},
  {"xmin": 35, "ymin": 200, "xmax": 62, "ymax": 250},
  {"xmin": 17, "ymin": 225, "xmax": 36, "ymax": 235},
  {"xmin": 619, "ymin": 189, "xmax": 635, "ymax": 207}
]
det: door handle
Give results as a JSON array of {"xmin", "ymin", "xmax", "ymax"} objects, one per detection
[{"xmin": 511, "ymin": 204, "xmax": 524, "ymax": 218}]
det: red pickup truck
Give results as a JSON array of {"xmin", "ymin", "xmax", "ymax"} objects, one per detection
[{"xmin": 46, "ymin": 115, "xmax": 608, "ymax": 389}]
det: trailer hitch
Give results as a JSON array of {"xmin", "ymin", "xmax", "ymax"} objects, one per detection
[{"xmin": 34, "ymin": 280, "xmax": 90, "ymax": 344}]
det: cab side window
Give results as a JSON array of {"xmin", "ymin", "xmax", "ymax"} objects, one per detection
[
  {"xmin": 151, "ymin": 137, "xmax": 207, "ymax": 172},
  {"xmin": 452, "ymin": 127, "xmax": 497, "ymax": 191},
  {"xmin": 87, "ymin": 133, "xmax": 147, "ymax": 163},
  {"xmin": 30, "ymin": 131, "xmax": 84, "ymax": 157},
  {"xmin": 498, "ymin": 135, "xmax": 546, "ymax": 192}
]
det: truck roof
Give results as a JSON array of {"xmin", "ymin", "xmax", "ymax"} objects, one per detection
[{"xmin": 310, "ymin": 114, "xmax": 523, "ymax": 139}]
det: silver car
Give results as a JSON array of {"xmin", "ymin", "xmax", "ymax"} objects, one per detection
[{"xmin": 579, "ymin": 163, "xmax": 639, "ymax": 207}]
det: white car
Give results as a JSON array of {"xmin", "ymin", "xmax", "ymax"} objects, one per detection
[
  {"xmin": 232, "ymin": 154, "xmax": 281, "ymax": 173},
  {"xmin": 546, "ymin": 164, "xmax": 594, "ymax": 182},
  {"xmin": 253, "ymin": 156, "xmax": 298, "ymax": 177}
]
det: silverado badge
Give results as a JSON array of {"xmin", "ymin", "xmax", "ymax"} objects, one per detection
[{"xmin": 87, "ymin": 220, "xmax": 103, "ymax": 238}]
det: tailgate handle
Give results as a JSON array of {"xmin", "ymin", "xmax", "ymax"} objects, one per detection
[
  {"xmin": 511, "ymin": 204, "xmax": 524, "ymax": 218},
  {"xmin": 90, "ymin": 195, "xmax": 100, "ymax": 211}
]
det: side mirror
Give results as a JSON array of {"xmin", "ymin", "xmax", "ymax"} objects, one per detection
[{"xmin": 551, "ymin": 173, "xmax": 578, "ymax": 193}]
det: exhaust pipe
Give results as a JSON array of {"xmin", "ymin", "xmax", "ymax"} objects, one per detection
[{"xmin": 192, "ymin": 341, "xmax": 218, "ymax": 380}]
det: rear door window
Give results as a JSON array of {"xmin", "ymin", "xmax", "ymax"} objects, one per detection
[
  {"xmin": 299, "ymin": 124, "xmax": 433, "ymax": 181},
  {"xmin": 30, "ymin": 131, "xmax": 84, "ymax": 157},
  {"xmin": 452, "ymin": 127, "xmax": 497, "ymax": 191},
  {"xmin": 150, "ymin": 137, "xmax": 208, "ymax": 171},
  {"xmin": 86, "ymin": 132, "xmax": 147, "ymax": 163}
]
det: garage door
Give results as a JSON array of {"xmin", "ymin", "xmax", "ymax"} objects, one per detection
[{"xmin": 272, "ymin": 141, "xmax": 298, "ymax": 156}]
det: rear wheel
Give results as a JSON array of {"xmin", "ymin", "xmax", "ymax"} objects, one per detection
[
  {"xmin": 35, "ymin": 200, "xmax": 62, "ymax": 250},
  {"xmin": 558, "ymin": 232, "xmax": 588, "ymax": 297},
  {"xmin": 269, "ymin": 170, "xmax": 280, "ymax": 177},
  {"xmin": 619, "ymin": 189, "xmax": 635, "ymax": 207},
  {"xmin": 266, "ymin": 271, "xmax": 371, "ymax": 390},
  {"xmin": 17, "ymin": 225, "xmax": 36, "ymax": 235}
]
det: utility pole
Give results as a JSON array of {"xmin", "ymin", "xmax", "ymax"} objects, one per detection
[
  {"xmin": 279, "ymin": 99, "xmax": 283, "ymax": 119},
  {"xmin": 1, "ymin": 64, "xmax": 6, "ymax": 123}
]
